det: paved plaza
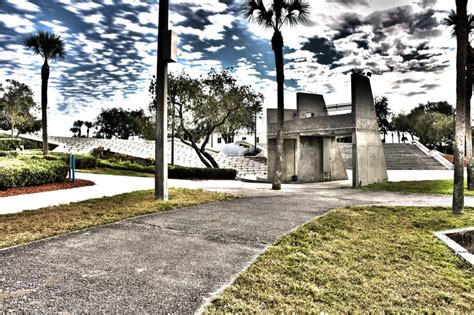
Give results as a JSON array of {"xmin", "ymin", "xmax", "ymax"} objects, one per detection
[{"xmin": 1, "ymin": 171, "xmax": 473, "ymax": 312}]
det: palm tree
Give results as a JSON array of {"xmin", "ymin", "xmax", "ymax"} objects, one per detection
[
  {"xmin": 445, "ymin": 10, "xmax": 474, "ymax": 191},
  {"xmin": 84, "ymin": 121, "xmax": 93, "ymax": 138},
  {"xmin": 453, "ymin": 0, "xmax": 468, "ymax": 214},
  {"xmin": 25, "ymin": 31, "xmax": 65, "ymax": 155},
  {"xmin": 243, "ymin": 0, "xmax": 311, "ymax": 190},
  {"xmin": 70, "ymin": 127, "xmax": 79, "ymax": 138},
  {"xmin": 73, "ymin": 120, "xmax": 84, "ymax": 137}
]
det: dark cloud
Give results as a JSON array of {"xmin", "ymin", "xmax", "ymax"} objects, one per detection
[
  {"xmin": 405, "ymin": 91, "xmax": 426, "ymax": 97},
  {"xmin": 420, "ymin": 83, "xmax": 440, "ymax": 90},
  {"xmin": 326, "ymin": 0, "xmax": 370, "ymax": 7},
  {"xmin": 332, "ymin": 14, "xmax": 364, "ymax": 40},
  {"xmin": 301, "ymin": 36, "xmax": 344, "ymax": 67}
]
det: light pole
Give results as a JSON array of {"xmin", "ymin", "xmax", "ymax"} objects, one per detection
[{"xmin": 155, "ymin": 0, "xmax": 176, "ymax": 200}]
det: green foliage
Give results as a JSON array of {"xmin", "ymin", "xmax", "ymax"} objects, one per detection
[
  {"xmin": 0, "ymin": 79, "xmax": 39, "ymax": 136},
  {"xmin": 374, "ymin": 96, "xmax": 392, "ymax": 139},
  {"xmin": 149, "ymin": 68, "xmax": 264, "ymax": 167},
  {"xmin": 414, "ymin": 112, "xmax": 454, "ymax": 150},
  {"xmin": 48, "ymin": 152, "xmax": 98, "ymax": 169},
  {"xmin": 24, "ymin": 30, "xmax": 65, "ymax": 62},
  {"xmin": 0, "ymin": 156, "xmax": 69, "ymax": 189},
  {"xmin": 0, "ymin": 151, "xmax": 18, "ymax": 158},
  {"xmin": 94, "ymin": 108, "xmax": 151, "ymax": 139},
  {"xmin": 95, "ymin": 158, "xmax": 237, "ymax": 180},
  {"xmin": 169, "ymin": 165, "xmax": 237, "ymax": 180},
  {"xmin": 0, "ymin": 138, "xmax": 21, "ymax": 151}
]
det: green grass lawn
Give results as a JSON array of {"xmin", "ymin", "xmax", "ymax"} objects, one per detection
[
  {"xmin": 1, "ymin": 188, "xmax": 233, "ymax": 249},
  {"xmin": 364, "ymin": 179, "xmax": 474, "ymax": 196},
  {"xmin": 208, "ymin": 206, "xmax": 474, "ymax": 313}
]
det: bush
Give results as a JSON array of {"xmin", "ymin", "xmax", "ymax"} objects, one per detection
[
  {"xmin": 0, "ymin": 138, "xmax": 21, "ymax": 151},
  {"xmin": 0, "ymin": 151, "xmax": 18, "ymax": 158},
  {"xmin": 0, "ymin": 156, "xmax": 69, "ymax": 190},
  {"xmin": 169, "ymin": 165, "xmax": 237, "ymax": 180},
  {"xmin": 98, "ymin": 159, "xmax": 237, "ymax": 180},
  {"xmin": 49, "ymin": 153, "xmax": 98, "ymax": 169}
]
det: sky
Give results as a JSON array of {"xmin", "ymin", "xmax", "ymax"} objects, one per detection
[{"xmin": 0, "ymin": 0, "xmax": 470, "ymax": 136}]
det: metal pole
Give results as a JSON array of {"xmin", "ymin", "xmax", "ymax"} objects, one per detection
[
  {"xmin": 254, "ymin": 106, "xmax": 257, "ymax": 154},
  {"xmin": 155, "ymin": 0, "xmax": 169, "ymax": 200},
  {"xmin": 171, "ymin": 108, "xmax": 175, "ymax": 166}
]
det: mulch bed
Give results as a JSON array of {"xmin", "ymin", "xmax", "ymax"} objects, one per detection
[{"xmin": 0, "ymin": 179, "xmax": 95, "ymax": 197}]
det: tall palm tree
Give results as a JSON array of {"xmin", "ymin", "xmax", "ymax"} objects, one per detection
[
  {"xmin": 84, "ymin": 121, "xmax": 93, "ymax": 138},
  {"xmin": 25, "ymin": 31, "xmax": 65, "ymax": 155},
  {"xmin": 73, "ymin": 120, "xmax": 84, "ymax": 137},
  {"xmin": 453, "ymin": 0, "xmax": 468, "ymax": 214},
  {"xmin": 445, "ymin": 10, "xmax": 474, "ymax": 191},
  {"xmin": 243, "ymin": 0, "xmax": 310, "ymax": 190}
]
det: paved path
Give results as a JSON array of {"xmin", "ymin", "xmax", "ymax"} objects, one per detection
[
  {"xmin": 0, "ymin": 169, "xmax": 465, "ymax": 215},
  {"xmin": 2, "ymin": 174, "xmax": 474, "ymax": 313}
]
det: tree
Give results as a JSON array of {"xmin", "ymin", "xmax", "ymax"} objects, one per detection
[
  {"xmin": 150, "ymin": 69, "xmax": 264, "ymax": 168},
  {"xmin": 421, "ymin": 101, "xmax": 455, "ymax": 116},
  {"xmin": 70, "ymin": 127, "xmax": 79, "ymax": 137},
  {"xmin": 453, "ymin": 0, "xmax": 468, "ymax": 214},
  {"xmin": 94, "ymin": 108, "xmax": 150, "ymax": 139},
  {"xmin": 84, "ymin": 121, "xmax": 93, "ymax": 138},
  {"xmin": 0, "ymin": 79, "xmax": 39, "ymax": 137},
  {"xmin": 25, "ymin": 30, "xmax": 65, "ymax": 155},
  {"xmin": 73, "ymin": 120, "xmax": 84, "ymax": 137},
  {"xmin": 414, "ymin": 112, "xmax": 454, "ymax": 150},
  {"xmin": 243, "ymin": 0, "xmax": 311, "ymax": 190},
  {"xmin": 374, "ymin": 96, "xmax": 392, "ymax": 142}
]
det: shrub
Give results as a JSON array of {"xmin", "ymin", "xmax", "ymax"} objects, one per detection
[
  {"xmin": 0, "ymin": 138, "xmax": 21, "ymax": 151},
  {"xmin": 49, "ymin": 153, "xmax": 98, "ymax": 169},
  {"xmin": 0, "ymin": 156, "xmax": 69, "ymax": 190},
  {"xmin": 98, "ymin": 159, "xmax": 237, "ymax": 180},
  {"xmin": 169, "ymin": 165, "xmax": 237, "ymax": 180},
  {"xmin": 0, "ymin": 151, "xmax": 18, "ymax": 158}
]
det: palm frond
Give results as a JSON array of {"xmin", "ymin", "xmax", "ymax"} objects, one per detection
[
  {"xmin": 242, "ymin": 0, "xmax": 274, "ymax": 29},
  {"xmin": 443, "ymin": 9, "xmax": 474, "ymax": 38},
  {"xmin": 24, "ymin": 30, "xmax": 65, "ymax": 61},
  {"xmin": 285, "ymin": 0, "xmax": 311, "ymax": 27}
]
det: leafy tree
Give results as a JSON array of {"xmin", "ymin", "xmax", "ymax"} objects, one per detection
[
  {"xmin": 150, "ymin": 69, "xmax": 264, "ymax": 168},
  {"xmin": 243, "ymin": 0, "xmax": 311, "ymax": 190},
  {"xmin": 414, "ymin": 112, "xmax": 454, "ymax": 150},
  {"xmin": 420, "ymin": 101, "xmax": 455, "ymax": 116},
  {"xmin": 73, "ymin": 120, "xmax": 84, "ymax": 137},
  {"xmin": 374, "ymin": 96, "xmax": 392, "ymax": 142},
  {"xmin": 25, "ymin": 30, "xmax": 65, "ymax": 155},
  {"xmin": 94, "ymin": 108, "xmax": 150, "ymax": 139},
  {"xmin": 84, "ymin": 121, "xmax": 93, "ymax": 138},
  {"xmin": 0, "ymin": 79, "xmax": 39, "ymax": 137}
]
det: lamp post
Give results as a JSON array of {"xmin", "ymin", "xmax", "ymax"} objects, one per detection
[{"xmin": 155, "ymin": 0, "xmax": 177, "ymax": 200}]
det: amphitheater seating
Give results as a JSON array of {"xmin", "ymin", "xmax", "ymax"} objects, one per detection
[{"xmin": 338, "ymin": 143, "xmax": 450, "ymax": 170}]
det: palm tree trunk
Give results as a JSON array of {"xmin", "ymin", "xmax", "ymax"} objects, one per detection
[
  {"xmin": 466, "ymin": 63, "xmax": 473, "ymax": 190},
  {"xmin": 453, "ymin": 0, "xmax": 468, "ymax": 214},
  {"xmin": 272, "ymin": 29, "xmax": 284, "ymax": 190},
  {"xmin": 41, "ymin": 60, "xmax": 49, "ymax": 155}
]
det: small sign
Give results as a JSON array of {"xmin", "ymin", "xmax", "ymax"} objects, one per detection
[{"xmin": 164, "ymin": 30, "xmax": 178, "ymax": 63}]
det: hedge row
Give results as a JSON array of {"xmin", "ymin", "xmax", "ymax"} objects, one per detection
[
  {"xmin": 0, "ymin": 138, "xmax": 21, "ymax": 151},
  {"xmin": 0, "ymin": 156, "xmax": 69, "ymax": 190},
  {"xmin": 97, "ymin": 159, "xmax": 237, "ymax": 180}
]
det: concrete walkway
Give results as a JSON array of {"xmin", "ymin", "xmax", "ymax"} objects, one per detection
[
  {"xmin": 0, "ymin": 169, "xmax": 465, "ymax": 215},
  {"xmin": 1, "ymin": 171, "xmax": 473, "ymax": 313}
]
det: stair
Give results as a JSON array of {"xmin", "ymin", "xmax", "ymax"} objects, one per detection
[{"xmin": 338, "ymin": 143, "xmax": 449, "ymax": 170}]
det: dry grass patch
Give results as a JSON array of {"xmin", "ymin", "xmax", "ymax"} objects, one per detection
[
  {"xmin": 208, "ymin": 206, "xmax": 474, "ymax": 313},
  {"xmin": 1, "ymin": 188, "xmax": 233, "ymax": 248}
]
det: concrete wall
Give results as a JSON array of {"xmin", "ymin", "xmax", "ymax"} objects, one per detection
[
  {"xmin": 296, "ymin": 93, "xmax": 328, "ymax": 119},
  {"xmin": 330, "ymin": 138, "xmax": 349, "ymax": 181},
  {"xmin": 267, "ymin": 138, "xmax": 298, "ymax": 182},
  {"xmin": 351, "ymin": 73, "xmax": 388, "ymax": 186},
  {"xmin": 267, "ymin": 109, "xmax": 297, "ymax": 125},
  {"xmin": 298, "ymin": 136, "xmax": 323, "ymax": 182}
]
